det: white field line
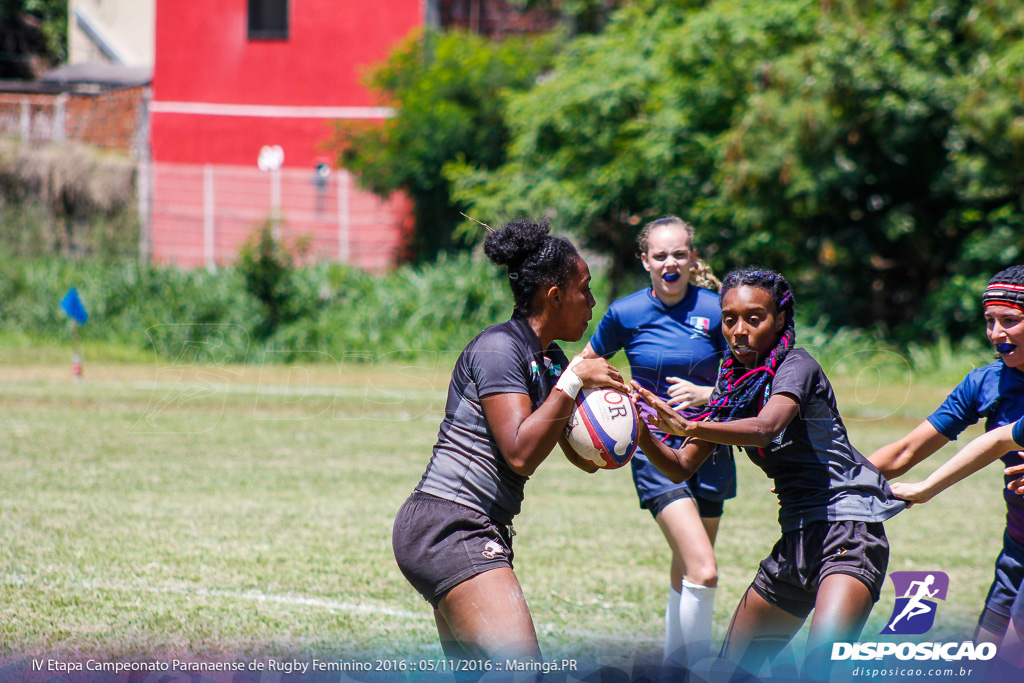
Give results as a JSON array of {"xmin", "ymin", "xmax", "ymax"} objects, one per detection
[
  {"xmin": 4, "ymin": 379, "xmax": 446, "ymax": 401},
  {"xmin": 131, "ymin": 380, "xmax": 445, "ymax": 400},
  {"xmin": 1, "ymin": 575, "xmax": 656, "ymax": 643}
]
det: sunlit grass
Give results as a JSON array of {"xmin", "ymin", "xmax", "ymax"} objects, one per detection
[{"xmin": 0, "ymin": 345, "xmax": 1006, "ymax": 670}]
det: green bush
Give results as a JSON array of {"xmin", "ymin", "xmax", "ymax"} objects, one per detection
[
  {"xmin": 0, "ymin": 252, "xmax": 517, "ymax": 364},
  {"xmin": 0, "ymin": 253, "xmax": 997, "ymax": 373}
]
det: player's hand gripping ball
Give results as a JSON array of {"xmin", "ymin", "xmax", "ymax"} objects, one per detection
[{"xmin": 565, "ymin": 388, "xmax": 640, "ymax": 469}]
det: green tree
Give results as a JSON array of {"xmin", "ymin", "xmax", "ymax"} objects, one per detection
[
  {"xmin": 329, "ymin": 29, "xmax": 559, "ymax": 261},
  {"xmin": 448, "ymin": 0, "xmax": 818, "ymax": 299},
  {"xmin": 0, "ymin": 0, "xmax": 67, "ymax": 77},
  {"xmin": 704, "ymin": 0, "xmax": 1024, "ymax": 338},
  {"xmin": 451, "ymin": 0, "xmax": 1024, "ymax": 339},
  {"xmin": 511, "ymin": 0, "xmax": 626, "ymax": 34}
]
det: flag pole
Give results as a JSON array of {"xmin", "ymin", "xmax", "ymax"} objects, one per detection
[
  {"xmin": 72, "ymin": 323, "xmax": 83, "ymax": 382},
  {"xmin": 61, "ymin": 287, "xmax": 88, "ymax": 382}
]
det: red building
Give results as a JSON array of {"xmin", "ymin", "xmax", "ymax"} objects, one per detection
[
  {"xmin": 148, "ymin": 0, "xmax": 422, "ymax": 269},
  {"xmin": 146, "ymin": 0, "xmax": 560, "ymax": 269}
]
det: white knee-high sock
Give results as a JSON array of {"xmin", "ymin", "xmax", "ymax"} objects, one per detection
[
  {"xmin": 676, "ymin": 579, "xmax": 716, "ymax": 666},
  {"xmin": 664, "ymin": 586, "xmax": 684, "ymax": 665}
]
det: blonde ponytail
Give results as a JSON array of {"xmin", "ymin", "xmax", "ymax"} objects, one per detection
[{"xmin": 690, "ymin": 258, "xmax": 721, "ymax": 292}]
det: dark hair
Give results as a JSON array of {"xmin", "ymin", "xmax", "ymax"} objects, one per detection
[
  {"xmin": 483, "ymin": 218, "xmax": 581, "ymax": 315},
  {"xmin": 982, "ymin": 265, "xmax": 1024, "ymax": 311},
  {"xmin": 695, "ymin": 268, "xmax": 795, "ymax": 424},
  {"xmin": 637, "ymin": 215, "xmax": 721, "ymax": 291}
]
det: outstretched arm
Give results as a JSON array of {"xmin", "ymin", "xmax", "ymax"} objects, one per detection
[
  {"xmin": 634, "ymin": 419, "xmax": 716, "ymax": 483},
  {"xmin": 890, "ymin": 423, "xmax": 1021, "ymax": 505},
  {"xmin": 868, "ymin": 421, "xmax": 950, "ymax": 479},
  {"xmin": 631, "ymin": 381, "xmax": 800, "ymax": 448}
]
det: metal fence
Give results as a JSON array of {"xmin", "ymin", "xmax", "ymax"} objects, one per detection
[
  {"xmin": 144, "ymin": 162, "xmax": 410, "ymax": 270},
  {"xmin": 0, "ymin": 96, "xmax": 68, "ymax": 145}
]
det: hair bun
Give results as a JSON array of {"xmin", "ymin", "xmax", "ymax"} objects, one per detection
[{"xmin": 484, "ymin": 218, "xmax": 552, "ymax": 269}]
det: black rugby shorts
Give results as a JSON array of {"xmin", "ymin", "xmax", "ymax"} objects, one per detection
[
  {"xmin": 750, "ymin": 520, "xmax": 889, "ymax": 619},
  {"xmin": 392, "ymin": 491, "xmax": 514, "ymax": 608}
]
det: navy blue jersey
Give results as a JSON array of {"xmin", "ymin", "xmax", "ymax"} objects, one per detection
[
  {"xmin": 1014, "ymin": 416, "xmax": 1024, "ymax": 447},
  {"xmin": 417, "ymin": 313, "xmax": 569, "ymax": 526},
  {"xmin": 589, "ymin": 285, "xmax": 734, "ymax": 503},
  {"xmin": 728, "ymin": 349, "xmax": 905, "ymax": 531},
  {"xmin": 589, "ymin": 286, "xmax": 726, "ymax": 398},
  {"xmin": 927, "ymin": 362, "xmax": 1024, "ymax": 544}
]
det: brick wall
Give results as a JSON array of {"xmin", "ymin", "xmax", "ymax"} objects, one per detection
[
  {"xmin": 65, "ymin": 86, "xmax": 147, "ymax": 156},
  {"xmin": 0, "ymin": 85, "xmax": 146, "ymax": 156},
  {"xmin": 148, "ymin": 163, "xmax": 413, "ymax": 271}
]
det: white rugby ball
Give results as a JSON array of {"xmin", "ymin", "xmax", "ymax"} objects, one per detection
[{"xmin": 565, "ymin": 388, "xmax": 640, "ymax": 470}]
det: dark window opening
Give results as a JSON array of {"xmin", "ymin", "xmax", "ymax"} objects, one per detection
[{"xmin": 248, "ymin": 0, "xmax": 288, "ymax": 40}]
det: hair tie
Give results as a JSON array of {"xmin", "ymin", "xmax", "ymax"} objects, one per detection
[{"xmin": 509, "ymin": 272, "xmax": 519, "ymax": 280}]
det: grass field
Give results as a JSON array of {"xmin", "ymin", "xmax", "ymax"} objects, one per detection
[{"xmin": 0, "ymin": 338, "xmax": 1008, "ymax": 676}]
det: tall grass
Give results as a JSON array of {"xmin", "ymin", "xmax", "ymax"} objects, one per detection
[
  {"xmin": 0, "ymin": 253, "xmax": 517, "ymax": 364},
  {"xmin": 0, "ymin": 140, "xmax": 139, "ymax": 260},
  {"xmin": 0, "ymin": 254, "xmax": 995, "ymax": 374}
]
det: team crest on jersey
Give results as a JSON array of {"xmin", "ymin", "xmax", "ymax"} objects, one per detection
[
  {"xmin": 769, "ymin": 427, "xmax": 792, "ymax": 452},
  {"xmin": 482, "ymin": 540, "xmax": 506, "ymax": 559},
  {"xmin": 688, "ymin": 316, "xmax": 711, "ymax": 338},
  {"xmin": 880, "ymin": 571, "xmax": 949, "ymax": 635}
]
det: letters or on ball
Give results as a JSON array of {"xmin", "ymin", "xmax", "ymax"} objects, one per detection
[{"xmin": 565, "ymin": 388, "xmax": 640, "ymax": 469}]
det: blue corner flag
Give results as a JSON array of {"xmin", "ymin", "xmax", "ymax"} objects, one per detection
[{"xmin": 61, "ymin": 288, "xmax": 89, "ymax": 325}]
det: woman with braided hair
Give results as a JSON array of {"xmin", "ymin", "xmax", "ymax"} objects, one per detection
[
  {"xmin": 579, "ymin": 216, "xmax": 734, "ymax": 669},
  {"xmin": 631, "ymin": 267, "xmax": 904, "ymax": 677},
  {"xmin": 871, "ymin": 264, "xmax": 1024, "ymax": 645},
  {"xmin": 393, "ymin": 218, "xmax": 627, "ymax": 664}
]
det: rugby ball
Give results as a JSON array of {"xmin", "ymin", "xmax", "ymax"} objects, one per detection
[{"xmin": 565, "ymin": 388, "xmax": 640, "ymax": 469}]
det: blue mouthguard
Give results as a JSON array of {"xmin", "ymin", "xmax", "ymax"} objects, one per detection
[
  {"xmin": 663, "ymin": 273, "xmax": 681, "ymax": 283},
  {"xmin": 996, "ymin": 343, "xmax": 1018, "ymax": 355}
]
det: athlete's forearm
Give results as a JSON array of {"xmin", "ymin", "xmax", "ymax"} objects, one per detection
[
  {"xmin": 687, "ymin": 416, "xmax": 781, "ymax": 448},
  {"xmin": 638, "ymin": 424, "xmax": 713, "ymax": 483},
  {"xmin": 913, "ymin": 424, "xmax": 1019, "ymax": 500},
  {"xmin": 685, "ymin": 394, "xmax": 800, "ymax": 448},
  {"xmin": 503, "ymin": 391, "xmax": 578, "ymax": 475},
  {"xmin": 868, "ymin": 422, "xmax": 948, "ymax": 478}
]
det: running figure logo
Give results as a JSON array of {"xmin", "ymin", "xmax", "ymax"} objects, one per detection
[{"xmin": 880, "ymin": 571, "xmax": 949, "ymax": 635}]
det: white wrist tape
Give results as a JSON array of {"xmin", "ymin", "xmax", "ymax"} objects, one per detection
[{"xmin": 555, "ymin": 356, "xmax": 585, "ymax": 399}]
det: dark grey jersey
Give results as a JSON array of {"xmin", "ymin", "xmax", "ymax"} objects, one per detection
[
  {"xmin": 416, "ymin": 313, "xmax": 570, "ymax": 525},
  {"xmin": 734, "ymin": 348, "xmax": 905, "ymax": 531}
]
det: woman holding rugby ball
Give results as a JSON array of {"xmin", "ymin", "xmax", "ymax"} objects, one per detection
[
  {"xmin": 580, "ymin": 216, "xmax": 733, "ymax": 668},
  {"xmin": 631, "ymin": 267, "xmax": 904, "ymax": 678},
  {"xmin": 392, "ymin": 218, "xmax": 627, "ymax": 665},
  {"xmin": 870, "ymin": 265, "xmax": 1024, "ymax": 646}
]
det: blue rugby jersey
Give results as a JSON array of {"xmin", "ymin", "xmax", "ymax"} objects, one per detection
[
  {"xmin": 589, "ymin": 285, "xmax": 734, "ymax": 503},
  {"xmin": 927, "ymin": 362, "xmax": 1024, "ymax": 544},
  {"xmin": 416, "ymin": 313, "xmax": 569, "ymax": 526},
  {"xmin": 589, "ymin": 286, "xmax": 726, "ymax": 398}
]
